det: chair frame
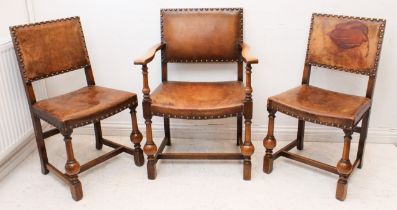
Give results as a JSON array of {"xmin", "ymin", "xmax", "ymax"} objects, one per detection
[
  {"xmin": 10, "ymin": 17, "xmax": 144, "ymax": 201},
  {"xmin": 263, "ymin": 13, "xmax": 386, "ymax": 201},
  {"xmin": 134, "ymin": 8, "xmax": 258, "ymax": 180}
]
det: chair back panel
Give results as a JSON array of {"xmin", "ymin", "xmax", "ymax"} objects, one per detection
[
  {"xmin": 161, "ymin": 8, "xmax": 243, "ymax": 63},
  {"xmin": 10, "ymin": 17, "xmax": 90, "ymax": 82},
  {"xmin": 306, "ymin": 14, "xmax": 385, "ymax": 76}
]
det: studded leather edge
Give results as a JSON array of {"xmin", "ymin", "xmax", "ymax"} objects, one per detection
[
  {"xmin": 160, "ymin": 8, "xmax": 243, "ymax": 63},
  {"xmin": 151, "ymin": 112, "xmax": 241, "ymax": 120},
  {"xmin": 9, "ymin": 16, "xmax": 91, "ymax": 83},
  {"xmin": 305, "ymin": 13, "xmax": 386, "ymax": 77},
  {"xmin": 34, "ymin": 100, "xmax": 137, "ymax": 133},
  {"xmin": 267, "ymin": 100, "xmax": 354, "ymax": 130}
]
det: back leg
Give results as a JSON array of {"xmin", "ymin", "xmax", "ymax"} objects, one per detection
[
  {"xmin": 94, "ymin": 122, "xmax": 103, "ymax": 150},
  {"xmin": 237, "ymin": 115, "xmax": 243, "ymax": 146},
  {"xmin": 297, "ymin": 120, "xmax": 305, "ymax": 150},
  {"xmin": 32, "ymin": 116, "xmax": 49, "ymax": 174},
  {"xmin": 164, "ymin": 117, "xmax": 171, "ymax": 146},
  {"xmin": 357, "ymin": 110, "xmax": 370, "ymax": 169}
]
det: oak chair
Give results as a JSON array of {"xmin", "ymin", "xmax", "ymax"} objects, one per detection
[
  {"xmin": 263, "ymin": 13, "xmax": 386, "ymax": 200},
  {"xmin": 134, "ymin": 8, "xmax": 258, "ymax": 180},
  {"xmin": 10, "ymin": 17, "xmax": 144, "ymax": 201}
]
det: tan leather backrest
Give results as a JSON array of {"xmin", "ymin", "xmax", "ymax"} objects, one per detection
[
  {"xmin": 306, "ymin": 14, "xmax": 386, "ymax": 76},
  {"xmin": 10, "ymin": 17, "xmax": 90, "ymax": 82},
  {"xmin": 161, "ymin": 8, "xmax": 243, "ymax": 63}
]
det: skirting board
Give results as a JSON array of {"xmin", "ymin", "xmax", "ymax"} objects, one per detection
[
  {"xmin": 0, "ymin": 123, "xmax": 50, "ymax": 181},
  {"xmin": 0, "ymin": 130, "xmax": 36, "ymax": 181},
  {"xmin": 74, "ymin": 121, "xmax": 397, "ymax": 144}
]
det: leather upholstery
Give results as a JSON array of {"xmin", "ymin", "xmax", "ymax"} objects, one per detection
[
  {"xmin": 10, "ymin": 17, "xmax": 89, "ymax": 82},
  {"xmin": 161, "ymin": 8, "xmax": 242, "ymax": 62},
  {"xmin": 151, "ymin": 81, "xmax": 245, "ymax": 118},
  {"xmin": 33, "ymin": 86, "xmax": 137, "ymax": 129},
  {"xmin": 268, "ymin": 85, "xmax": 370, "ymax": 129},
  {"xmin": 307, "ymin": 14, "xmax": 385, "ymax": 75}
]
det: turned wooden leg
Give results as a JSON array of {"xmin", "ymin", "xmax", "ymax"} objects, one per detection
[
  {"xmin": 141, "ymin": 64, "xmax": 156, "ymax": 179},
  {"xmin": 143, "ymin": 119, "xmax": 157, "ymax": 180},
  {"xmin": 297, "ymin": 120, "xmax": 305, "ymax": 150},
  {"xmin": 241, "ymin": 118, "xmax": 254, "ymax": 180},
  {"xmin": 241, "ymin": 63, "xmax": 254, "ymax": 180},
  {"xmin": 237, "ymin": 115, "xmax": 243, "ymax": 146},
  {"xmin": 336, "ymin": 129, "xmax": 353, "ymax": 201},
  {"xmin": 63, "ymin": 132, "xmax": 83, "ymax": 201},
  {"xmin": 164, "ymin": 117, "xmax": 171, "ymax": 146},
  {"xmin": 130, "ymin": 107, "xmax": 144, "ymax": 166},
  {"xmin": 263, "ymin": 109, "xmax": 277, "ymax": 174},
  {"xmin": 357, "ymin": 111, "xmax": 370, "ymax": 169},
  {"xmin": 32, "ymin": 116, "xmax": 49, "ymax": 175},
  {"xmin": 94, "ymin": 122, "xmax": 103, "ymax": 150}
]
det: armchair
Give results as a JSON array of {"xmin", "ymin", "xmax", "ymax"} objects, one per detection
[{"xmin": 134, "ymin": 8, "xmax": 258, "ymax": 180}]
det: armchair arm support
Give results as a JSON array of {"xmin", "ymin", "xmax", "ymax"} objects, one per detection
[
  {"xmin": 240, "ymin": 43, "xmax": 258, "ymax": 65},
  {"xmin": 134, "ymin": 43, "xmax": 165, "ymax": 107},
  {"xmin": 244, "ymin": 64, "xmax": 253, "ymax": 104},
  {"xmin": 134, "ymin": 43, "xmax": 165, "ymax": 119},
  {"xmin": 134, "ymin": 43, "xmax": 165, "ymax": 65},
  {"xmin": 139, "ymin": 64, "xmax": 152, "ymax": 119},
  {"xmin": 240, "ymin": 42, "xmax": 256, "ymax": 110},
  {"xmin": 241, "ymin": 44, "xmax": 255, "ymax": 167}
]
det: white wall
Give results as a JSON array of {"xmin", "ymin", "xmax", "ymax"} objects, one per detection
[
  {"xmin": 3, "ymin": 0, "xmax": 397, "ymax": 141},
  {"xmin": 0, "ymin": 0, "xmax": 30, "ymax": 42}
]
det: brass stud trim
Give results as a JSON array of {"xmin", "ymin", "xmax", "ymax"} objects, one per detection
[
  {"xmin": 151, "ymin": 112, "xmax": 239, "ymax": 120},
  {"xmin": 34, "ymin": 100, "xmax": 137, "ymax": 130},
  {"xmin": 267, "ymin": 101, "xmax": 354, "ymax": 130}
]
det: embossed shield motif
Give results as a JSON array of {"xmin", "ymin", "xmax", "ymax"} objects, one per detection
[{"xmin": 328, "ymin": 21, "xmax": 369, "ymax": 50}]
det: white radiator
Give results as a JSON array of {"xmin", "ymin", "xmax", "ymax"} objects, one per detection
[{"xmin": 0, "ymin": 41, "xmax": 47, "ymax": 163}]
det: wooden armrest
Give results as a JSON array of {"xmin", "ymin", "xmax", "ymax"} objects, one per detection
[
  {"xmin": 134, "ymin": 43, "xmax": 165, "ymax": 65},
  {"xmin": 240, "ymin": 43, "xmax": 258, "ymax": 64}
]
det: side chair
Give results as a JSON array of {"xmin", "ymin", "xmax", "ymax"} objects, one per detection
[
  {"xmin": 10, "ymin": 17, "xmax": 144, "ymax": 201},
  {"xmin": 262, "ymin": 13, "xmax": 386, "ymax": 201}
]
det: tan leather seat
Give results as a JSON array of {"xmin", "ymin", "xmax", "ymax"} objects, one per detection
[
  {"xmin": 268, "ymin": 85, "xmax": 370, "ymax": 129},
  {"xmin": 33, "ymin": 86, "xmax": 137, "ymax": 129},
  {"xmin": 151, "ymin": 81, "xmax": 245, "ymax": 118}
]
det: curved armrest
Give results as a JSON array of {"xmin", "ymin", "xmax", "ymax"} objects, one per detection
[
  {"xmin": 240, "ymin": 43, "xmax": 258, "ymax": 64},
  {"xmin": 134, "ymin": 43, "xmax": 165, "ymax": 65}
]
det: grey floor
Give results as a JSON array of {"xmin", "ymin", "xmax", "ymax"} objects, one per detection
[{"xmin": 0, "ymin": 135, "xmax": 396, "ymax": 210}]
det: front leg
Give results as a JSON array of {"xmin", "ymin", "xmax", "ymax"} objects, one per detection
[
  {"xmin": 144, "ymin": 117, "xmax": 157, "ymax": 179},
  {"xmin": 241, "ymin": 63, "xmax": 254, "ymax": 180},
  {"xmin": 263, "ymin": 108, "xmax": 277, "ymax": 174},
  {"xmin": 241, "ymin": 117, "xmax": 254, "ymax": 180},
  {"xmin": 63, "ymin": 131, "xmax": 83, "ymax": 201},
  {"xmin": 140, "ymin": 64, "xmax": 157, "ymax": 179},
  {"xmin": 336, "ymin": 129, "xmax": 353, "ymax": 201},
  {"xmin": 129, "ymin": 105, "xmax": 144, "ymax": 166}
]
